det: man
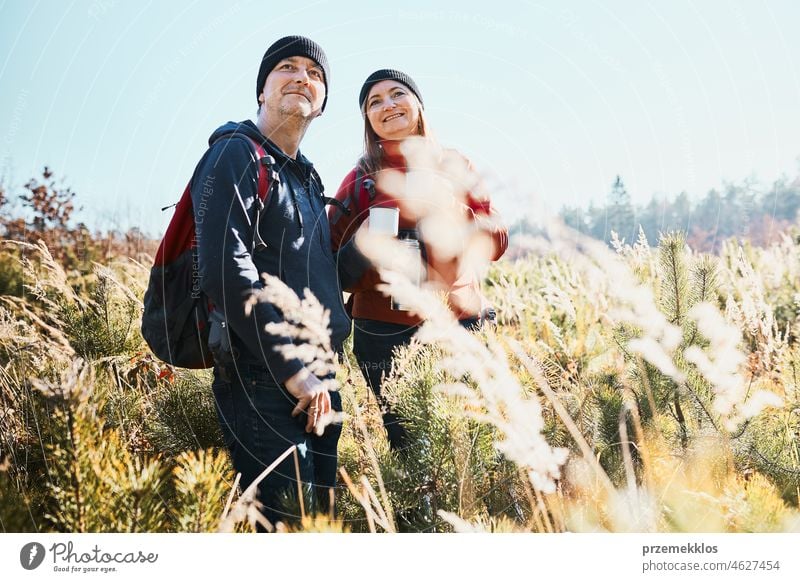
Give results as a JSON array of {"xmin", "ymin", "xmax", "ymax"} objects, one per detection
[{"xmin": 192, "ymin": 36, "xmax": 353, "ymax": 527}]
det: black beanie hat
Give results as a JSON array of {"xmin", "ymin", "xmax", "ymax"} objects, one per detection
[
  {"xmin": 256, "ymin": 35, "xmax": 330, "ymax": 112},
  {"xmin": 358, "ymin": 69, "xmax": 423, "ymax": 111}
]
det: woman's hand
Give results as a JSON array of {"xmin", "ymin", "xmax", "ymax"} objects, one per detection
[{"xmin": 284, "ymin": 368, "xmax": 332, "ymax": 434}]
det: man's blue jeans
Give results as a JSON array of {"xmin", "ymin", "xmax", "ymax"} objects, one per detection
[{"xmin": 212, "ymin": 363, "xmax": 343, "ymax": 527}]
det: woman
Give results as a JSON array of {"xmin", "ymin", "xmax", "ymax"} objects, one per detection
[{"xmin": 329, "ymin": 69, "xmax": 508, "ymax": 451}]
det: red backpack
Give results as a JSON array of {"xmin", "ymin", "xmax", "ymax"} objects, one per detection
[{"xmin": 141, "ymin": 135, "xmax": 275, "ymax": 368}]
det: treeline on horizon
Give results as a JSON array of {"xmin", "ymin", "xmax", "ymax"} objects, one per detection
[
  {"xmin": 3, "ymin": 165, "xmax": 800, "ymax": 279},
  {"xmin": 514, "ymin": 172, "xmax": 800, "ymax": 253}
]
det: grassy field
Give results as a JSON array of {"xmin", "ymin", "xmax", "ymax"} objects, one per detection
[{"xmin": 1, "ymin": 224, "xmax": 798, "ymax": 533}]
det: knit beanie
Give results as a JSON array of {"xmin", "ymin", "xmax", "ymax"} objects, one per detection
[
  {"xmin": 358, "ymin": 69, "xmax": 423, "ymax": 111},
  {"xmin": 256, "ymin": 36, "xmax": 330, "ymax": 111}
]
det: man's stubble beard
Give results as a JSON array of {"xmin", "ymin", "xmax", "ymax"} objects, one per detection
[{"xmin": 278, "ymin": 100, "xmax": 317, "ymax": 121}]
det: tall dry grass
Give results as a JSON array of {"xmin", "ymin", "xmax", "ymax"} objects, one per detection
[{"xmin": 1, "ymin": 151, "xmax": 798, "ymax": 531}]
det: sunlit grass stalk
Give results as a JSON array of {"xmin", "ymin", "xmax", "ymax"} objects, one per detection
[{"xmin": 217, "ymin": 445, "xmax": 297, "ymax": 533}]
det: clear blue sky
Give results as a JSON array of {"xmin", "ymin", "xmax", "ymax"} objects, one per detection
[{"xmin": 1, "ymin": 0, "xmax": 799, "ymax": 236}]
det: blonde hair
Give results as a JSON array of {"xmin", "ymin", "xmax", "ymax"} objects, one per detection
[{"xmin": 358, "ymin": 93, "xmax": 430, "ymax": 176}]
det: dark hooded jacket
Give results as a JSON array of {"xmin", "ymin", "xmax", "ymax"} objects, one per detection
[{"xmin": 191, "ymin": 120, "xmax": 352, "ymax": 383}]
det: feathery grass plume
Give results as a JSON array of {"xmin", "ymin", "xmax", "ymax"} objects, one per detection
[
  {"xmin": 92, "ymin": 260, "xmax": 145, "ymax": 308},
  {"xmin": 544, "ymin": 221, "xmax": 685, "ymax": 385},
  {"xmin": 172, "ymin": 448, "xmax": 234, "ymax": 532},
  {"xmin": 684, "ymin": 302, "xmax": 782, "ymax": 431},
  {"xmin": 555, "ymin": 224, "xmax": 739, "ymax": 451},
  {"xmin": 513, "ymin": 224, "xmax": 685, "ymax": 469},
  {"xmin": 354, "ymin": 232, "xmax": 569, "ymax": 495},
  {"xmin": 611, "ymin": 226, "xmax": 658, "ymax": 285},
  {"xmin": 246, "ymin": 274, "xmax": 337, "ymax": 387},
  {"xmin": 6, "ymin": 239, "xmax": 79, "ymax": 304},
  {"xmin": 720, "ymin": 242, "xmax": 790, "ymax": 375},
  {"xmin": 476, "ymin": 220, "xmax": 798, "ymax": 529},
  {"xmin": 353, "ymin": 178, "xmax": 570, "ymax": 507},
  {"xmin": 436, "ymin": 510, "xmax": 484, "ymax": 533},
  {"xmin": 3, "ymin": 240, "xmax": 143, "ymax": 363},
  {"xmin": 9, "ymin": 238, "xmax": 91, "ymax": 364},
  {"xmin": 0, "ymin": 295, "xmax": 75, "ymax": 368},
  {"xmin": 540, "ymin": 281, "xmax": 577, "ymax": 324},
  {"xmin": 560, "ymin": 226, "xmax": 784, "ymax": 426},
  {"xmin": 356, "ymin": 233, "xmax": 571, "ymax": 507},
  {"xmin": 376, "ymin": 137, "xmax": 500, "ymax": 270},
  {"xmin": 0, "ymin": 300, "xmax": 67, "ymax": 369},
  {"xmin": 245, "ymin": 273, "xmax": 344, "ymax": 435},
  {"xmin": 720, "ymin": 233, "xmax": 800, "ymax": 339},
  {"xmin": 0, "ymin": 241, "xmax": 77, "ymax": 363}
]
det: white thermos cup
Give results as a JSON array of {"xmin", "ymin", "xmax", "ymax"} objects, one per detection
[{"xmin": 368, "ymin": 206, "xmax": 399, "ymax": 236}]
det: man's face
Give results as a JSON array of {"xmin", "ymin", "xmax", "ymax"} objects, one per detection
[{"xmin": 259, "ymin": 56, "xmax": 326, "ymax": 119}]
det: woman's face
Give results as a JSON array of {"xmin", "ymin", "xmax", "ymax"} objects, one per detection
[{"xmin": 365, "ymin": 80, "xmax": 421, "ymax": 140}]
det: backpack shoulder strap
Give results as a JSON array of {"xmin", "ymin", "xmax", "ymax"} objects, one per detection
[
  {"xmin": 243, "ymin": 136, "xmax": 277, "ymax": 252},
  {"xmin": 352, "ymin": 166, "xmax": 366, "ymax": 214},
  {"xmin": 359, "ymin": 168, "xmax": 377, "ymax": 209},
  {"xmin": 243, "ymin": 136, "xmax": 273, "ymax": 205},
  {"xmin": 348, "ymin": 166, "xmax": 378, "ymax": 225},
  {"xmin": 209, "ymin": 133, "xmax": 273, "ymax": 204},
  {"xmin": 210, "ymin": 133, "xmax": 276, "ymax": 252}
]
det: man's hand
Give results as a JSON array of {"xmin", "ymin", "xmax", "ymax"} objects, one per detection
[{"xmin": 284, "ymin": 368, "xmax": 332, "ymax": 434}]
